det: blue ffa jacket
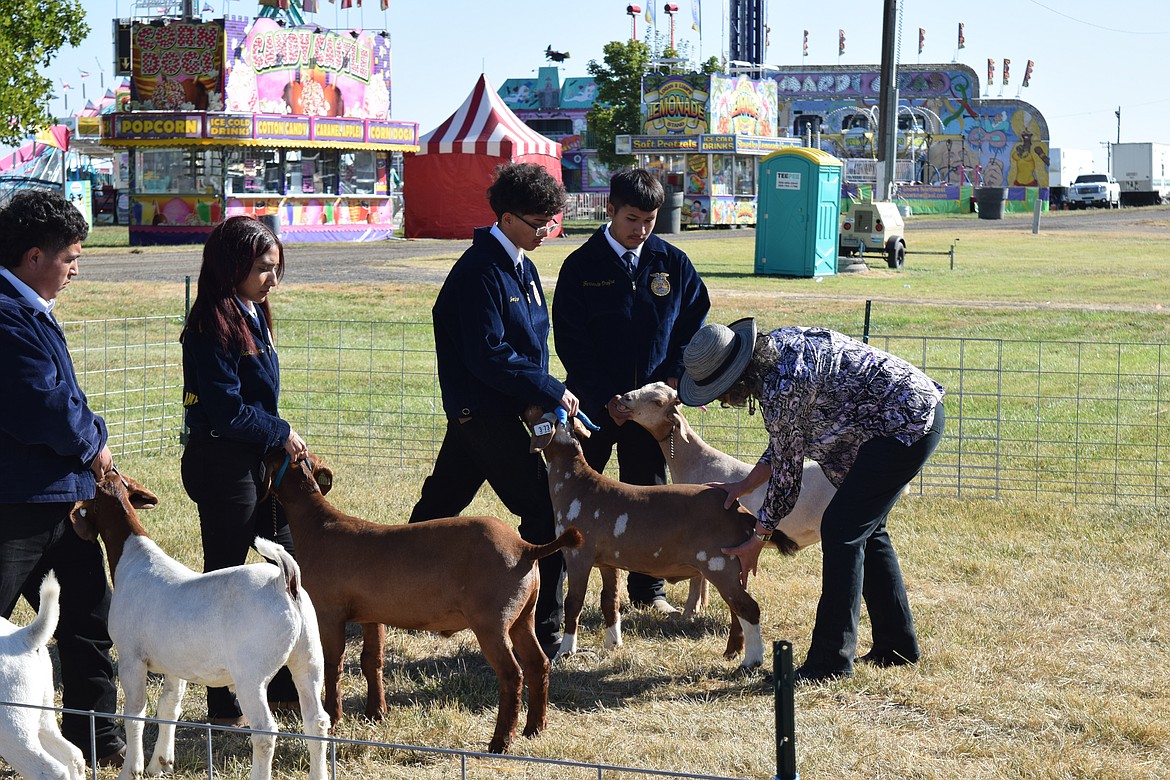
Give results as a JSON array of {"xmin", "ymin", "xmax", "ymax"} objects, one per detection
[
  {"xmin": 553, "ymin": 228, "xmax": 710, "ymax": 414},
  {"xmin": 433, "ymin": 227, "xmax": 567, "ymax": 419},
  {"xmin": 181, "ymin": 303, "xmax": 290, "ymax": 450},
  {"xmin": 0, "ymin": 276, "xmax": 107, "ymax": 503}
]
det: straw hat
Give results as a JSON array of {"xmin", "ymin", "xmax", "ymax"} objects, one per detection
[{"xmin": 678, "ymin": 318, "xmax": 757, "ymax": 406}]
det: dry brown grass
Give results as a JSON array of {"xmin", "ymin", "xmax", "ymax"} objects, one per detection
[{"xmin": 6, "ymin": 454, "xmax": 1168, "ymax": 779}]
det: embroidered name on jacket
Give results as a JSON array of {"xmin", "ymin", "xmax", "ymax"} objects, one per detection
[{"xmin": 582, "ymin": 279, "xmax": 616, "ymax": 287}]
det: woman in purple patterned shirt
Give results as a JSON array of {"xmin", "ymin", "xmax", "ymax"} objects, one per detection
[{"xmin": 679, "ymin": 318, "xmax": 945, "ymax": 683}]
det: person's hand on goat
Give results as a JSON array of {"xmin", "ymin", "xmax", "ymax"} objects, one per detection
[
  {"xmin": 90, "ymin": 445, "xmax": 114, "ymax": 478},
  {"xmin": 708, "ymin": 479, "xmax": 752, "ymax": 510},
  {"xmin": 560, "ymin": 388, "xmax": 580, "ymax": 418},
  {"xmin": 284, "ymin": 429, "xmax": 308, "ymax": 460},
  {"xmin": 722, "ymin": 531, "xmax": 765, "ymax": 587}
]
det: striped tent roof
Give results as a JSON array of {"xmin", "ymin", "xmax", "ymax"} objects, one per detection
[{"xmin": 417, "ymin": 74, "xmax": 559, "ymax": 157}]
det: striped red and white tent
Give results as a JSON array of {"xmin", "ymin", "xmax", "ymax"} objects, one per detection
[{"xmin": 404, "ymin": 74, "xmax": 562, "ymax": 239}]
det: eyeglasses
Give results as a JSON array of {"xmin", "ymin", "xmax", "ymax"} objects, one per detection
[{"xmin": 510, "ymin": 212, "xmax": 559, "ymax": 237}]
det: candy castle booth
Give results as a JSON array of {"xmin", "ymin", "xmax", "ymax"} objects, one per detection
[
  {"xmin": 99, "ymin": 16, "xmax": 418, "ymax": 245},
  {"xmin": 617, "ymin": 73, "xmax": 799, "ymax": 226},
  {"xmin": 403, "ymin": 74, "xmax": 562, "ymax": 239}
]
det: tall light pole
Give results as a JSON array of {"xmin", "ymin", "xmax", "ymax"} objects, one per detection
[
  {"xmin": 664, "ymin": 4, "xmax": 679, "ymax": 50},
  {"xmin": 1115, "ymin": 106, "xmax": 1121, "ymax": 143},
  {"xmin": 627, "ymin": 5, "xmax": 641, "ymax": 41}
]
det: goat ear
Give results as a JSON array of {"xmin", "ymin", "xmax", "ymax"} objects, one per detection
[
  {"xmin": 572, "ymin": 417, "xmax": 593, "ymax": 439},
  {"xmin": 121, "ymin": 474, "xmax": 159, "ymax": 509},
  {"xmin": 314, "ymin": 464, "xmax": 334, "ymax": 495},
  {"xmin": 70, "ymin": 501, "xmax": 98, "ymax": 542}
]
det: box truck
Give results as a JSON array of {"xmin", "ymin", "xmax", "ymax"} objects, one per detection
[
  {"xmin": 1111, "ymin": 142, "xmax": 1170, "ymax": 206},
  {"xmin": 1048, "ymin": 148, "xmax": 1095, "ymax": 207}
]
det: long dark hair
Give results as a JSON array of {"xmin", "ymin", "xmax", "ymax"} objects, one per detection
[{"xmin": 182, "ymin": 216, "xmax": 285, "ymax": 353}]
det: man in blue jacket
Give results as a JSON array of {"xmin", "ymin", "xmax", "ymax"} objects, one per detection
[
  {"xmin": 0, "ymin": 190, "xmax": 125, "ymax": 768},
  {"xmin": 553, "ymin": 168, "xmax": 710, "ymax": 613},
  {"xmin": 408, "ymin": 163, "xmax": 578, "ymax": 658}
]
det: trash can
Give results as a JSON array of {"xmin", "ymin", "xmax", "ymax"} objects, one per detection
[
  {"xmin": 975, "ymin": 187, "xmax": 1008, "ymax": 220},
  {"xmin": 258, "ymin": 212, "xmax": 281, "ymax": 237},
  {"xmin": 654, "ymin": 189, "xmax": 683, "ymax": 234},
  {"xmin": 754, "ymin": 147, "xmax": 843, "ymax": 277}
]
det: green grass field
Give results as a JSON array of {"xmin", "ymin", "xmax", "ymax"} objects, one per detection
[{"xmin": 4, "ymin": 213, "xmax": 1169, "ymax": 779}]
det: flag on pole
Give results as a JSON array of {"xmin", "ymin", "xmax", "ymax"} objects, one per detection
[
  {"xmin": 1002, "ymin": 58, "xmax": 1010, "ymax": 85},
  {"xmin": 341, "ymin": 0, "xmax": 352, "ymax": 7},
  {"xmin": 803, "ymin": 29, "xmax": 809, "ymax": 57},
  {"xmin": 839, "ymin": 29, "xmax": 845, "ymax": 56},
  {"xmin": 918, "ymin": 28, "xmax": 925, "ymax": 55},
  {"xmin": 691, "ymin": 0, "xmax": 700, "ymax": 33},
  {"xmin": 302, "ymin": 0, "xmax": 318, "ymax": 11},
  {"xmin": 79, "ymin": 69, "xmax": 90, "ymax": 78},
  {"xmin": 987, "ymin": 58, "xmax": 994, "ymax": 85},
  {"xmin": 957, "ymin": 23, "xmax": 965, "ymax": 49},
  {"xmin": 1022, "ymin": 59, "xmax": 1034, "ymax": 87},
  {"xmin": 61, "ymin": 81, "xmax": 73, "ymax": 90},
  {"xmin": 645, "ymin": 3, "xmax": 655, "ymax": 26}
]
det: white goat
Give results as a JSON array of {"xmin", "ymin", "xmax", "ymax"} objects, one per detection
[
  {"xmin": 70, "ymin": 471, "xmax": 330, "ymax": 780},
  {"xmin": 527, "ymin": 409, "xmax": 798, "ymax": 669},
  {"xmin": 0, "ymin": 572, "xmax": 86, "ymax": 780}
]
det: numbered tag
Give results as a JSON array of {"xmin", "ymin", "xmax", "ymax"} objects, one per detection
[{"xmin": 533, "ymin": 421, "xmax": 554, "ymax": 437}]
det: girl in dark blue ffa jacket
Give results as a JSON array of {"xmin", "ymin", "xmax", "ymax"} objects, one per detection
[{"xmin": 179, "ymin": 216, "xmax": 307, "ymax": 725}]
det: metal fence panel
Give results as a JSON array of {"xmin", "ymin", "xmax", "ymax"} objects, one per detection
[{"xmin": 64, "ymin": 317, "xmax": 1170, "ymax": 508}]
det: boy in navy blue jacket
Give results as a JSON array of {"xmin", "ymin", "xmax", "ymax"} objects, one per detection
[
  {"xmin": 553, "ymin": 168, "xmax": 710, "ymax": 613},
  {"xmin": 0, "ymin": 190, "xmax": 125, "ymax": 767},
  {"xmin": 409, "ymin": 163, "xmax": 577, "ymax": 658}
]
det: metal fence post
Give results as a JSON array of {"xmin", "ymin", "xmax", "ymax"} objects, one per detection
[{"xmin": 774, "ymin": 640, "xmax": 798, "ymax": 780}]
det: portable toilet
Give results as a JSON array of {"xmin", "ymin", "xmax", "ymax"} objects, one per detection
[{"xmin": 754, "ymin": 147, "xmax": 843, "ymax": 277}]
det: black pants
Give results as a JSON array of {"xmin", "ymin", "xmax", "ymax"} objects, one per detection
[
  {"xmin": 181, "ymin": 435, "xmax": 298, "ymax": 717},
  {"xmin": 804, "ymin": 403, "xmax": 945, "ymax": 674},
  {"xmin": 408, "ymin": 414, "xmax": 565, "ymax": 645},
  {"xmin": 578, "ymin": 405, "xmax": 669, "ymax": 604},
  {"xmin": 0, "ymin": 502, "xmax": 124, "ymax": 760}
]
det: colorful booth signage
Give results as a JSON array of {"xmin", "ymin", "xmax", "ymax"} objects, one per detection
[
  {"xmin": 224, "ymin": 18, "xmax": 393, "ymax": 120},
  {"xmin": 101, "ymin": 112, "xmax": 417, "ymax": 148},
  {"xmin": 130, "ymin": 22, "xmax": 224, "ymax": 110}
]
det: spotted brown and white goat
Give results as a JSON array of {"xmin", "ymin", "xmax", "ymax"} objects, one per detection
[{"xmin": 527, "ymin": 409, "xmax": 797, "ymax": 669}]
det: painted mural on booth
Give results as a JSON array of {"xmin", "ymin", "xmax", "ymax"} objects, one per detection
[
  {"xmin": 773, "ymin": 65, "xmax": 1050, "ymax": 187},
  {"xmin": 709, "ymin": 75, "xmax": 777, "ymax": 137}
]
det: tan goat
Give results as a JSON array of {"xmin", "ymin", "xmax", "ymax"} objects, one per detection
[
  {"xmin": 610, "ymin": 382, "xmax": 831, "ymax": 551},
  {"xmin": 526, "ymin": 409, "xmax": 796, "ymax": 669},
  {"xmin": 263, "ymin": 451, "xmax": 584, "ymax": 754}
]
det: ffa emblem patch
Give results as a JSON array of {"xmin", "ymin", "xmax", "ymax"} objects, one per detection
[{"xmin": 649, "ymin": 273, "xmax": 671, "ymax": 296}]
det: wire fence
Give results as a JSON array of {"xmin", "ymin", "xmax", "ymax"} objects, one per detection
[
  {"xmin": 65, "ymin": 316, "xmax": 1170, "ymax": 509},
  {"xmin": 0, "ymin": 700, "xmax": 745, "ymax": 780}
]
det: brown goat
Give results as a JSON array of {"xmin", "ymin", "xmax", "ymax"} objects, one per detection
[
  {"xmin": 526, "ymin": 410, "xmax": 796, "ymax": 669},
  {"xmin": 263, "ymin": 451, "xmax": 584, "ymax": 754}
]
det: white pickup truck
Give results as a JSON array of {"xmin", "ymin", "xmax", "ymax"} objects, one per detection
[{"xmin": 1066, "ymin": 173, "xmax": 1121, "ymax": 209}]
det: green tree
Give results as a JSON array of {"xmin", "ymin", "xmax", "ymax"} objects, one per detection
[
  {"xmin": 0, "ymin": 0, "xmax": 89, "ymax": 146},
  {"xmin": 586, "ymin": 39, "xmax": 652, "ymax": 169}
]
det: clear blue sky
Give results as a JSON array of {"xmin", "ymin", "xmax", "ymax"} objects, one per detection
[{"xmin": 31, "ymin": 0, "xmax": 1170, "ymax": 169}]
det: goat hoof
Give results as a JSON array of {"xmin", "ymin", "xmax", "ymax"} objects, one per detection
[{"xmin": 363, "ymin": 706, "xmax": 386, "ymax": 721}]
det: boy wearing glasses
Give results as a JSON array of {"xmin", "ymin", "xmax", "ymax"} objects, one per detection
[
  {"xmin": 409, "ymin": 162, "xmax": 577, "ymax": 659},
  {"xmin": 552, "ymin": 168, "xmax": 710, "ymax": 614}
]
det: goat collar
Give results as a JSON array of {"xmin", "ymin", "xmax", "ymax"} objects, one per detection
[{"xmin": 273, "ymin": 453, "xmax": 292, "ymax": 488}]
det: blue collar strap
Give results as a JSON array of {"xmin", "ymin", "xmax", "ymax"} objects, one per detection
[{"xmin": 273, "ymin": 453, "xmax": 292, "ymax": 488}]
